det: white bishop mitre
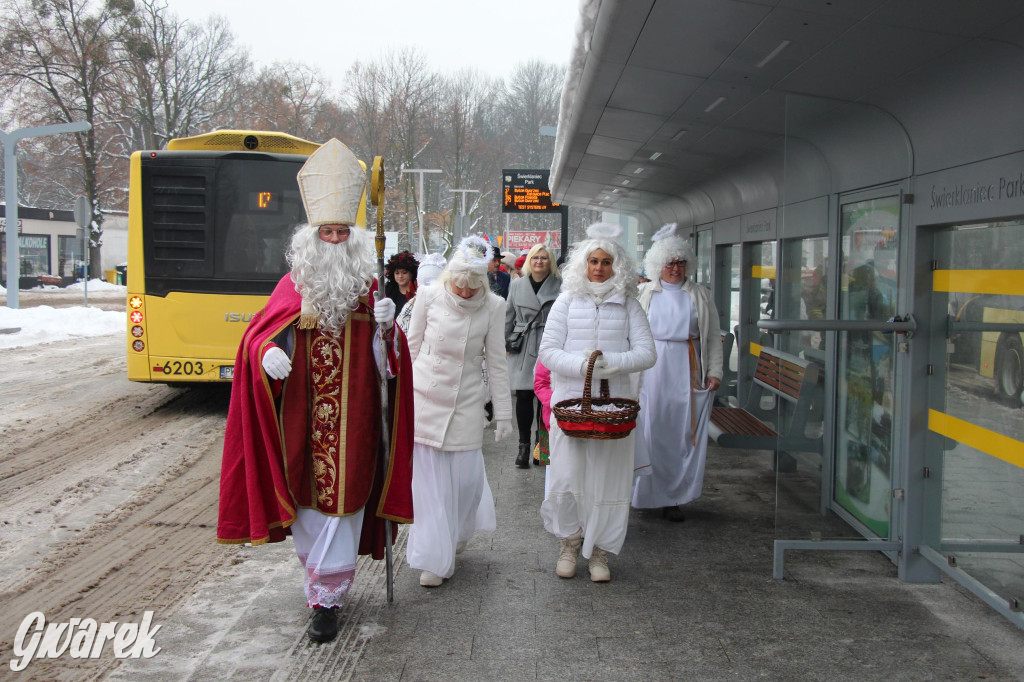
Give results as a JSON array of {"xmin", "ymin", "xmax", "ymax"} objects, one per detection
[{"xmin": 297, "ymin": 138, "xmax": 366, "ymax": 226}]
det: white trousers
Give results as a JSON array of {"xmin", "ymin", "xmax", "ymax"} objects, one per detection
[
  {"xmin": 291, "ymin": 506, "xmax": 364, "ymax": 608},
  {"xmin": 406, "ymin": 443, "xmax": 496, "ymax": 578}
]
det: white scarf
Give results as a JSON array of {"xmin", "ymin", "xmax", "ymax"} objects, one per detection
[{"xmin": 586, "ymin": 280, "xmax": 618, "ymax": 305}]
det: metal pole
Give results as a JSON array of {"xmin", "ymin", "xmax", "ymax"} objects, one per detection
[
  {"xmin": 400, "ymin": 169, "xmax": 441, "ymax": 253},
  {"xmin": 371, "ymin": 157, "xmax": 395, "ymax": 603},
  {"xmin": 1, "ymin": 122, "xmax": 91, "ymax": 309},
  {"xmin": 450, "ymin": 189, "xmax": 479, "ymax": 245}
]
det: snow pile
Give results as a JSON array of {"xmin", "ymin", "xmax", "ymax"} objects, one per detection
[
  {"xmin": 65, "ymin": 278, "xmax": 126, "ymax": 292},
  {"xmin": 0, "ymin": 305, "xmax": 123, "ymax": 349}
]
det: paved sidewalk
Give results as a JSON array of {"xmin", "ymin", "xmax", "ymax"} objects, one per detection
[
  {"xmin": 110, "ymin": 426, "xmax": 1024, "ymax": 681},
  {"xmin": 349, "ymin": 431, "xmax": 1024, "ymax": 681}
]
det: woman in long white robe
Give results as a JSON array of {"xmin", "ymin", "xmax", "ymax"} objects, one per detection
[
  {"xmin": 404, "ymin": 236, "xmax": 514, "ymax": 586},
  {"xmin": 632, "ymin": 227, "xmax": 723, "ymax": 521},
  {"xmin": 538, "ymin": 222, "xmax": 656, "ymax": 582}
]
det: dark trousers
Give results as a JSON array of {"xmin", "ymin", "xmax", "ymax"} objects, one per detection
[{"xmin": 515, "ymin": 390, "xmax": 543, "ymax": 444}]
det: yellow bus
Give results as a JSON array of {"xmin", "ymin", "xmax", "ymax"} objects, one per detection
[{"xmin": 125, "ymin": 130, "xmax": 367, "ymax": 383}]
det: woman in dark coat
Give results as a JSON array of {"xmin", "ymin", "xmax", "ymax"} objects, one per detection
[
  {"xmin": 384, "ymin": 251, "xmax": 418, "ymax": 317},
  {"xmin": 505, "ymin": 243, "xmax": 561, "ymax": 468}
]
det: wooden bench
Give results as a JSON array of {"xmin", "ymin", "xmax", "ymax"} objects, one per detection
[{"xmin": 708, "ymin": 347, "xmax": 822, "ymax": 465}]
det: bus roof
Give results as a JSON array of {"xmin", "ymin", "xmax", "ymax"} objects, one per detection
[{"xmin": 166, "ymin": 130, "xmax": 321, "ymax": 155}]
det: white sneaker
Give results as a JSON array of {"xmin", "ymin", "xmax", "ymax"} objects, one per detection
[
  {"xmin": 419, "ymin": 570, "xmax": 443, "ymax": 587},
  {"xmin": 555, "ymin": 529, "xmax": 583, "ymax": 578},
  {"xmin": 589, "ymin": 548, "xmax": 611, "ymax": 583}
]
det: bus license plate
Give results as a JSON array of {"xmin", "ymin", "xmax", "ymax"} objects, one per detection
[{"xmin": 220, "ymin": 366, "xmax": 234, "ymax": 380}]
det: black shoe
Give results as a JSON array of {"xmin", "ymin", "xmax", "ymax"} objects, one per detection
[
  {"xmin": 662, "ymin": 506, "xmax": 686, "ymax": 522},
  {"xmin": 307, "ymin": 607, "xmax": 338, "ymax": 643},
  {"xmin": 515, "ymin": 443, "xmax": 531, "ymax": 469}
]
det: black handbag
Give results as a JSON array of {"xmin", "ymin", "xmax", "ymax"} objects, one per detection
[{"xmin": 506, "ymin": 300, "xmax": 552, "ymax": 353}]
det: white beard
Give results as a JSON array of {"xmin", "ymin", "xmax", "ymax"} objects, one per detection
[{"xmin": 287, "ymin": 225, "xmax": 376, "ymax": 334}]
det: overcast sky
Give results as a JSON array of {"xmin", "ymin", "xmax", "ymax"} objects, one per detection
[{"xmin": 168, "ymin": 0, "xmax": 582, "ymax": 85}]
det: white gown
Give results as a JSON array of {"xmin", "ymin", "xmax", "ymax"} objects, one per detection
[
  {"xmin": 406, "ymin": 443, "xmax": 496, "ymax": 578},
  {"xmin": 632, "ymin": 281, "xmax": 715, "ymax": 508}
]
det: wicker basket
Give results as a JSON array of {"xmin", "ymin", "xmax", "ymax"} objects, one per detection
[{"xmin": 553, "ymin": 350, "xmax": 640, "ymax": 440}]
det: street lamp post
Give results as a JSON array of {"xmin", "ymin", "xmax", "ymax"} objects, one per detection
[
  {"xmin": 450, "ymin": 188, "xmax": 479, "ymax": 243},
  {"xmin": 400, "ymin": 167, "xmax": 442, "ymax": 253},
  {"xmin": 2, "ymin": 122, "xmax": 92, "ymax": 309}
]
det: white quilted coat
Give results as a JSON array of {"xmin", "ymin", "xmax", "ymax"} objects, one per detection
[{"xmin": 538, "ymin": 291, "xmax": 656, "ymax": 405}]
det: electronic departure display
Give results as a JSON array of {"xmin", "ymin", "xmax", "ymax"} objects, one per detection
[
  {"xmin": 248, "ymin": 190, "xmax": 278, "ymax": 212},
  {"xmin": 502, "ymin": 169, "xmax": 561, "ymax": 213}
]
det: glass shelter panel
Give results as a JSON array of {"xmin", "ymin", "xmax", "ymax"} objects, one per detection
[
  {"xmin": 695, "ymin": 230, "xmax": 712, "ymax": 286},
  {"xmin": 773, "ymin": 237, "xmax": 831, "ymax": 535},
  {"xmin": 932, "ymin": 220, "xmax": 1024, "ymax": 607},
  {"xmin": 836, "ymin": 197, "xmax": 899, "ymax": 538}
]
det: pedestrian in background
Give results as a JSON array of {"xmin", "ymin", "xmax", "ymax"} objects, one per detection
[
  {"xmin": 505, "ymin": 243, "xmax": 561, "ymax": 468},
  {"xmin": 384, "ymin": 250, "xmax": 418, "ymax": 318},
  {"xmin": 395, "ymin": 252, "xmax": 445, "ymax": 333},
  {"xmin": 538, "ymin": 222, "xmax": 656, "ymax": 582},
  {"xmin": 487, "ymin": 246, "xmax": 511, "ymax": 298},
  {"xmin": 632, "ymin": 224, "xmax": 722, "ymax": 522},
  {"xmin": 404, "ymin": 235, "xmax": 514, "ymax": 587}
]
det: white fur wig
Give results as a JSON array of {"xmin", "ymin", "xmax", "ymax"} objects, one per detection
[
  {"xmin": 561, "ymin": 222, "xmax": 638, "ymax": 298},
  {"xmin": 644, "ymin": 222, "xmax": 694, "ymax": 281},
  {"xmin": 439, "ymin": 235, "xmax": 491, "ymax": 290},
  {"xmin": 415, "ymin": 252, "xmax": 447, "ymax": 287}
]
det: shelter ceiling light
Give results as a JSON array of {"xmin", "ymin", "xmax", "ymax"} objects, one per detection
[
  {"xmin": 704, "ymin": 96, "xmax": 726, "ymax": 113},
  {"xmin": 649, "ymin": 152, "xmax": 662, "ymax": 160},
  {"xmin": 672, "ymin": 129, "xmax": 688, "ymax": 141},
  {"xmin": 633, "ymin": 167, "xmax": 645, "ymax": 174},
  {"xmin": 757, "ymin": 40, "xmax": 791, "ymax": 68},
  {"xmin": 621, "ymin": 179, "xmax": 630, "ymax": 185}
]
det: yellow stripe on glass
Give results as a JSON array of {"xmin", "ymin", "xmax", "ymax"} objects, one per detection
[
  {"xmin": 751, "ymin": 265, "xmax": 777, "ymax": 280},
  {"xmin": 933, "ymin": 269, "xmax": 1024, "ymax": 296},
  {"xmin": 749, "ymin": 341, "xmax": 763, "ymax": 357},
  {"xmin": 928, "ymin": 409, "xmax": 1024, "ymax": 470}
]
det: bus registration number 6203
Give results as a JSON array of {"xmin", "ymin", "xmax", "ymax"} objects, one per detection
[{"xmin": 156, "ymin": 361, "xmax": 205, "ymax": 376}]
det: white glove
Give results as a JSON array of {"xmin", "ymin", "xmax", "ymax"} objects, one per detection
[
  {"xmin": 579, "ymin": 348, "xmax": 601, "ymax": 377},
  {"xmin": 374, "ymin": 297, "xmax": 395, "ymax": 330},
  {"xmin": 592, "ymin": 364, "xmax": 620, "ymax": 380},
  {"xmin": 262, "ymin": 346, "xmax": 292, "ymax": 380},
  {"xmin": 494, "ymin": 420, "xmax": 513, "ymax": 442}
]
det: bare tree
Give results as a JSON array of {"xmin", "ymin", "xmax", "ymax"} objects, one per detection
[
  {"xmin": 122, "ymin": 1, "xmax": 249, "ymax": 150},
  {"xmin": 236, "ymin": 62, "xmax": 343, "ymax": 142},
  {"xmin": 0, "ymin": 0, "xmax": 142, "ymax": 276}
]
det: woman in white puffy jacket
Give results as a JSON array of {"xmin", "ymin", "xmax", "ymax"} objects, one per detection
[
  {"xmin": 404, "ymin": 236, "xmax": 514, "ymax": 587},
  {"xmin": 538, "ymin": 223, "xmax": 656, "ymax": 582}
]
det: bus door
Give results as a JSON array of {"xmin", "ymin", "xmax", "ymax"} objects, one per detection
[{"xmin": 922, "ymin": 219, "xmax": 1024, "ymax": 617}]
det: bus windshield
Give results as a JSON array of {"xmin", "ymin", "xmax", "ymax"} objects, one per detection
[{"xmin": 143, "ymin": 156, "xmax": 307, "ymax": 296}]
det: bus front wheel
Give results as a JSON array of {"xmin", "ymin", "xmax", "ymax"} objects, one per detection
[{"xmin": 994, "ymin": 333, "xmax": 1024, "ymax": 406}]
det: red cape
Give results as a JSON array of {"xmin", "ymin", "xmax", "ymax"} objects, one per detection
[{"xmin": 217, "ymin": 275, "xmax": 414, "ymax": 559}]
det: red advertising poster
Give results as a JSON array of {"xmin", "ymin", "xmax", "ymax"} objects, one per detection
[{"xmin": 504, "ymin": 230, "xmax": 561, "ymax": 252}]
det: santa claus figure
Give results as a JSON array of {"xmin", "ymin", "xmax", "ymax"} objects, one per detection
[{"xmin": 217, "ymin": 139, "xmax": 414, "ymax": 644}]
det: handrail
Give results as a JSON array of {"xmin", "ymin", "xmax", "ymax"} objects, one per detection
[
  {"xmin": 947, "ymin": 320, "xmax": 1024, "ymax": 334},
  {"xmin": 757, "ymin": 314, "xmax": 916, "ymax": 336}
]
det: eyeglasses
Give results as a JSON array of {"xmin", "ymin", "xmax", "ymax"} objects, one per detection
[
  {"xmin": 665, "ymin": 260, "xmax": 687, "ymax": 268},
  {"xmin": 318, "ymin": 226, "xmax": 351, "ymax": 238}
]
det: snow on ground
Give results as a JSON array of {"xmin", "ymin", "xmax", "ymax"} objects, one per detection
[
  {"xmin": 0, "ymin": 296, "xmax": 124, "ymax": 349},
  {"xmin": 64, "ymin": 278, "xmax": 126, "ymax": 292}
]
